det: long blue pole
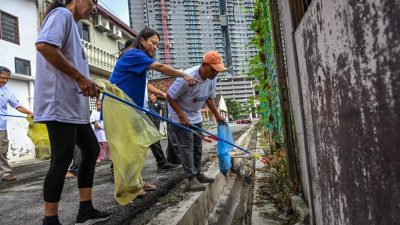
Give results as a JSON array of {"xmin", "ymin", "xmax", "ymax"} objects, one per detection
[
  {"xmin": 0, "ymin": 114, "xmax": 27, "ymax": 118},
  {"xmin": 100, "ymin": 91, "xmax": 253, "ymax": 156}
]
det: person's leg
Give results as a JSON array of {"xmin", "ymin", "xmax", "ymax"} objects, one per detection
[
  {"xmin": 97, "ymin": 143, "xmax": 104, "ymax": 162},
  {"xmin": 170, "ymin": 125, "xmax": 196, "ymax": 177},
  {"xmin": 75, "ymin": 123, "xmax": 99, "ymax": 199},
  {"xmin": 68, "ymin": 145, "xmax": 81, "ymax": 176},
  {"xmin": 43, "ymin": 122, "xmax": 76, "ymax": 220},
  {"xmin": 0, "ymin": 130, "xmax": 13, "ymax": 180},
  {"xmin": 170, "ymin": 125, "xmax": 206, "ymax": 191},
  {"xmin": 149, "ymin": 141, "xmax": 167, "ymax": 165},
  {"xmin": 192, "ymin": 123, "xmax": 214, "ymax": 183},
  {"xmin": 102, "ymin": 142, "xmax": 110, "ymax": 159},
  {"xmin": 166, "ymin": 123, "xmax": 181, "ymax": 164},
  {"xmin": 75, "ymin": 123, "xmax": 109, "ymax": 224},
  {"xmin": 192, "ymin": 123, "xmax": 203, "ymax": 174}
]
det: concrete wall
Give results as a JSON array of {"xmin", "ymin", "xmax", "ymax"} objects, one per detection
[
  {"xmin": 278, "ymin": 0, "xmax": 313, "ymax": 215},
  {"xmin": 0, "ymin": 0, "xmax": 37, "ymax": 162},
  {"xmin": 288, "ymin": 0, "xmax": 400, "ymax": 224}
]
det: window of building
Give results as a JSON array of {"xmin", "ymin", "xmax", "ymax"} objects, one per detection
[
  {"xmin": 117, "ymin": 41, "xmax": 125, "ymax": 52},
  {"xmin": 77, "ymin": 22, "xmax": 90, "ymax": 42},
  {"xmin": 0, "ymin": 11, "xmax": 19, "ymax": 44},
  {"xmin": 15, "ymin": 57, "xmax": 31, "ymax": 76}
]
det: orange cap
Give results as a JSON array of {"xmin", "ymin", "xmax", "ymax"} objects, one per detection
[{"xmin": 203, "ymin": 51, "xmax": 227, "ymax": 72}]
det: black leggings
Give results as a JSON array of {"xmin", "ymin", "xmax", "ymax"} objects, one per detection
[{"xmin": 43, "ymin": 122, "xmax": 99, "ymax": 203}]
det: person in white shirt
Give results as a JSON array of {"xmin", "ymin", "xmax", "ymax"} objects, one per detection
[
  {"xmin": 167, "ymin": 51, "xmax": 227, "ymax": 191},
  {"xmin": 0, "ymin": 66, "xmax": 33, "ymax": 182},
  {"xmin": 90, "ymin": 99, "xmax": 109, "ymax": 162}
]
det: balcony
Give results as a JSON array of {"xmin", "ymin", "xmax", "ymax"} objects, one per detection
[{"xmin": 82, "ymin": 40, "xmax": 118, "ymax": 75}]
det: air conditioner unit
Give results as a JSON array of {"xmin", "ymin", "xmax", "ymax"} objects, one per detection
[
  {"xmin": 107, "ymin": 24, "xmax": 122, "ymax": 40},
  {"xmin": 94, "ymin": 14, "xmax": 110, "ymax": 32}
]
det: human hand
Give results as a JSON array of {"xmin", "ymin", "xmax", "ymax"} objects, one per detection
[
  {"xmin": 216, "ymin": 115, "xmax": 227, "ymax": 124},
  {"xmin": 94, "ymin": 121, "xmax": 100, "ymax": 129},
  {"xmin": 76, "ymin": 76, "xmax": 98, "ymax": 98},
  {"xmin": 178, "ymin": 114, "xmax": 190, "ymax": 127},
  {"xmin": 159, "ymin": 92, "xmax": 167, "ymax": 99},
  {"xmin": 183, "ymin": 74, "xmax": 201, "ymax": 87}
]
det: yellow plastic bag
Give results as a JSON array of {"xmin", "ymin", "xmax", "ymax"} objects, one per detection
[
  {"xmin": 96, "ymin": 80, "xmax": 162, "ymax": 206},
  {"xmin": 27, "ymin": 117, "xmax": 51, "ymax": 160}
]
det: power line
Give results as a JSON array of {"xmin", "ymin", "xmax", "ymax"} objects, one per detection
[{"xmin": 98, "ymin": 0, "xmax": 128, "ymax": 24}]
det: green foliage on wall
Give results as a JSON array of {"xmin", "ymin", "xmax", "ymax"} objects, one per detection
[{"xmin": 247, "ymin": 0, "xmax": 283, "ymax": 145}]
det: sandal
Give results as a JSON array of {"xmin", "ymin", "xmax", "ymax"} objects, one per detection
[{"xmin": 143, "ymin": 182, "xmax": 157, "ymax": 191}]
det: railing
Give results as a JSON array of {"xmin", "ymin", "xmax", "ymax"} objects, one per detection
[{"xmin": 82, "ymin": 40, "xmax": 118, "ymax": 73}]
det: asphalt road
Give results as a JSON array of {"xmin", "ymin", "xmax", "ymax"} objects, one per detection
[{"xmin": 0, "ymin": 123, "xmax": 251, "ymax": 225}]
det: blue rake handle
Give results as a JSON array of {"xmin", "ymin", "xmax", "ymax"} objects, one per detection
[
  {"xmin": 99, "ymin": 89, "xmax": 254, "ymax": 157},
  {"xmin": 0, "ymin": 114, "xmax": 27, "ymax": 118}
]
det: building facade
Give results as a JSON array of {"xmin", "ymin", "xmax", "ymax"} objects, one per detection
[
  {"xmin": 0, "ymin": 0, "xmax": 38, "ymax": 162},
  {"xmin": 129, "ymin": 0, "xmax": 257, "ymax": 104},
  {"xmin": 216, "ymin": 76, "xmax": 255, "ymax": 104}
]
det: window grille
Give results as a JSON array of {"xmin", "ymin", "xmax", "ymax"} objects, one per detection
[
  {"xmin": 15, "ymin": 58, "xmax": 31, "ymax": 76},
  {"xmin": 0, "ymin": 11, "xmax": 19, "ymax": 44}
]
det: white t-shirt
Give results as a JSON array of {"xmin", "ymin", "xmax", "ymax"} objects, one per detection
[
  {"xmin": 167, "ymin": 66, "xmax": 216, "ymax": 124},
  {"xmin": 34, "ymin": 8, "xmax": 90, "ymax": 124},
  {"xmin": 90, "ymin": 110, "xmax": 107, "ymax": 142}
]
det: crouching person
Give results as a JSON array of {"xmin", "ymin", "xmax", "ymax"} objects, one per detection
[{"xmin": 167, "ymin": 51, "xmax": 227, "ymax": 191}]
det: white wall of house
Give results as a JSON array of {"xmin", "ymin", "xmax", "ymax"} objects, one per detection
[{"xmin": 0, "ymin": 0, "xmax": 37, "ymax": 162}]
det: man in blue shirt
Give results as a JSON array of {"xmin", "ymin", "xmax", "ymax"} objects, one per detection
[{"xmin": 0, "ymin": 66, "xmax": 33, "ymax": 182}]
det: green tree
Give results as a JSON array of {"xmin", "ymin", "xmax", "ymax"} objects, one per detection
[{"xmin": 226, "ymin": 98, "xmax": 241, "ymax": 120}]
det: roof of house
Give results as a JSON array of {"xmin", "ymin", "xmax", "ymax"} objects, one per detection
[
  {"xmin": 148, "ymin": 77, "xmax": 177, "ymax": 93},
  {"xmin": 96, "ymin": 4, "xmax": 137, "ymax": 37}
]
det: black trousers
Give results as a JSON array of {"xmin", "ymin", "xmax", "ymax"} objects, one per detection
[
  {"xmin": 44, "ymin": 122, "xmax": 99, "ymax": 203},
  {"xmin": 149, "ymin": 118, "xmax": 167, "ymax": 165},
  {"xmin": 166, "ymin": 123, "xmax": 181, "ymax": 164}
]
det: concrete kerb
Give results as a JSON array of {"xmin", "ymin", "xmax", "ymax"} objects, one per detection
[{"xmin": 148, "ymin": 125, "xmax": 255, "ymax": 225}]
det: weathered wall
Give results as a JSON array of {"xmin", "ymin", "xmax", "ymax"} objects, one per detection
[
  {"xmin": 293, "ymin": 0, "xmax": 400, "ymax": 224},
  {"xmin": 278, "ymin": 0, "xmax": 314, "ymax": 216}
]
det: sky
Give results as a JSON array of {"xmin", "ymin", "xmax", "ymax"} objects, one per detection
[{"xmin": 99, "ymin": 0, "xmax": 130, "ymax": 25}]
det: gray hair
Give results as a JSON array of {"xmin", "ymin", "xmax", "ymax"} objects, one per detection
[{"xmin": 0, "ymin": 66, "xmax": 11, "ymax": 75}]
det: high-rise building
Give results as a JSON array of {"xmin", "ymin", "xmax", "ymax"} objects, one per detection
[{"xmin": 128, "ymin": 0, "xmax": 257, "ymax": 104}]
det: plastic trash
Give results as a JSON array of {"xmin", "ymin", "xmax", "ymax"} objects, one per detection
[
  {"xmin": 217, "ymin": 123, "xmax": 235, "ymax": 176},
  {"xmin": 27, "ymin": 117, "xmax": 51, "ymax": 160},
  {"xmin": 96, "ymin": 80, "xmax": 162, "ymax": 205}
]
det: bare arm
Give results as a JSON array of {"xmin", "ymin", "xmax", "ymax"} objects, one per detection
[
  {"xmin": 149, "ymin": 62, "xmax": 201, "ymax": 86},
  {"xmin": 16, "ymin": 106, "xmax": 33, "ymax": 116},
  {"xmin": 147, "ymin": 83, "xmax": 166, "ymax": 99},
  {"xmin": 205, "ymin": 98, "xmax": 225, "ymax": 123},
  {"xmin": 36, "ymin": 43, "xmax": 98, "ymax": 98},
  {"xmin": 166, "ymin": 94, "xmax": 189, "ymax": 126}
]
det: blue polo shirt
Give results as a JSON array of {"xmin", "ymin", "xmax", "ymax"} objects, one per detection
[
  {"xmin": 0, "ymin": 86, "xmax": 21, "ymax": 130},
  {"xmin": 109, "ymin": 49, "xmax": 155, "ymax": 108}
]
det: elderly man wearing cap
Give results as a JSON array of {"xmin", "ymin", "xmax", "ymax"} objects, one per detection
[{"xmin": 166, "ymin": 51, "xmax": 227, "ymax": 191}]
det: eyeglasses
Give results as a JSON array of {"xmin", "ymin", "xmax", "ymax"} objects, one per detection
[{"xmin": 0, "ymin": 76, "xmax": 9, "ymax": 81}]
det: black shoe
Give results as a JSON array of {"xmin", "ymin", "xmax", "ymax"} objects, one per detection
[
  {"xmin": 42, "ymin": 219, "xmax": 62, "ymax": 225},
  {"xmin": 75, "ymin": 208, "xmax": 110, "ymax": 225},
  {"xmin": 197, "ymin": 173, "xmax": 215, "ymax": 183},
  {"xmin": 157, "ymin": 162, "xmax": 179, "ymax": 172}
]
